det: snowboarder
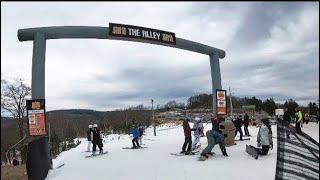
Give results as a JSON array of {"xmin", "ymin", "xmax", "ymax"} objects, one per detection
[
  {"xmin": 180, "ymin": 118, "xmax": 196, "ymax": 155},
  {"xmin": 131, "ymin": 124, "xmax": 141, "ymax": 149},
  {"xmin": 244, "ymin": 112, "xmax": 251, "ymax": 136},
  {"xmin": 250, "ymin": 118, "xmax": 273, "ymax": 156},
  {"xmin": 91, "ymin": 124, "xmax": 103, "ymax": 156},
  {"xmin": 233, "ymin": 115, "xmax": 244, "ymax": 140},
  {"xmin": 200, "ymin": 126, "xmax": 228, "ymax": 159},
  {"xmin": 191, "ymin": 117, "xmax": 202, "ymax": 151},
  {"xmin": 87, "ymin": 124, "xmax": 93, "ymax": 152}
]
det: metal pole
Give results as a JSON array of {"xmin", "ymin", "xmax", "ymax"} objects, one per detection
[{"xmin": 152, "ymin": 99, "xmax": 156, "ymax": 136}]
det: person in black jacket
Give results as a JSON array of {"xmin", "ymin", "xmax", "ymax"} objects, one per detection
[
  {"xmin": 244, "ymin": 113, "xmax": 251, "ymax": 136},
  {"xmin": 91, "ymin": 124, "xmax": 103, "ymax": 156},
  {"xmin": 86, "ymin": 124, "xmax": 93, "ymax": 152},
  {"xmin": 138, "ymin": 124, "xmax": 144, "ymax": 145},
  {"xmin": 283, "ymin": 108, "xmax": 291, "ymax": 139},
  {"xmin": 233, "ymin": 115, "xmax": 244, "ymax": 140}
]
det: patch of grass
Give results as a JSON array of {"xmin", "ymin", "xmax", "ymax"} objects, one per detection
[{"xmin": 1, "ymin": 164, "xmax": 28, "ymax": 180}]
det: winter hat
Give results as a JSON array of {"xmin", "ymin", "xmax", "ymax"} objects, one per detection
[
  {"xmin": 93, "ymin": 124, "xmax": 98, "ymax": 128},
  {"xmin": 88, "ymin": 125, "xmax": 92, "ymax": 128}
]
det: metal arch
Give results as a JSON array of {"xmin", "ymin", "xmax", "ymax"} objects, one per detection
[
  {"xmin": 17, "ymin": 26, "xmax": 225, "ymax": 115},
  {"xmin": 18, "ymin": 26, "xmax": 226, "ymax": 58}
]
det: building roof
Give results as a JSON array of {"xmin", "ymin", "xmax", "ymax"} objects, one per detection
[{"xmin": 242, "ymin": 105, "xmax": 256, "ymax": 109}]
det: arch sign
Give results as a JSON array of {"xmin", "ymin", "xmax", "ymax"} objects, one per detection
[{"xmin": 18, "ymin": 22, "xmax": 226, "ymax": 117}]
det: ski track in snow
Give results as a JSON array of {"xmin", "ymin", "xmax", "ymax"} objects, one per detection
[{"xmin": 46, "ymin": 122, "xmax": 319, "ymax": 180}]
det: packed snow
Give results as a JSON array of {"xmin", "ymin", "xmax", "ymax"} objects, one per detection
[{"xmin": 46, "ymin": 122, "xmax": 319, "ymax": 180}]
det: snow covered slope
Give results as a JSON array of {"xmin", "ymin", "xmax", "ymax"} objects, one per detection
[{"xmin": 46, "ymin": 122, "xmax": 319, "ymax": 180}]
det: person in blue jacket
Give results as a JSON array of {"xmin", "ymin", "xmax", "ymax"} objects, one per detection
[{"xmin": 131, "ymin": 124, "xmax": 141, "ymax": 149}]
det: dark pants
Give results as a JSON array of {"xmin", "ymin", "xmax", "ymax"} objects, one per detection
[
  {"xmin": 285, "ymin": 122, "xmax": 291, "ymax": 138},
  {"xmin": 182, "ymin": 136, "xmax": 192, "ymax": 152},
  {"xmin": 244, "ymin": 124, "xmax": 250, "ymax": 135},
  {"xmin": 132, "ymin": 137, "xmax": 140, "ymax": 147},
  {"xmin": 201, "ymin": 130, "xmax": 215, "ymax": 154},
  {"xmin": 235, "ymin": 127, "xmax": 243, "ymax": 140},
  {"xmin": 255, "ymin": 145, "xmax": 269, "ymax": 155},
  {"xmin": 296, "ymin": 121, "xmax": 301, "ymax": 134},
  {"xmin": 92, "ymin": 139, "xmax": 103, "ymax": 152}
]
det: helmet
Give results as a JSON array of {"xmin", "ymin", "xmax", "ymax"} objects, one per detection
[
  {"xmin": 88, "ymin": 125, "xmax": 92, "ymax": 128},
  {"xmin": 195, "ymin": 117, "xmax": 200, "ymax": 122},
  {"xmin": 93, "ymin": 124, "xmax": 98, "ymax": 128}
]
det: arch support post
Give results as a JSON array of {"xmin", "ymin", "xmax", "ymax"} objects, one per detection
[
  {"xmin": 209, "ymin": 53, "xmax": 222, "ymax": 116},
  {"xmin": 31, "ymin": 32, "xmax": 46, "ymax": 99}
]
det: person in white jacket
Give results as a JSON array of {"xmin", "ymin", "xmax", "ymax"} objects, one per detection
[
  {"xmin": 191, "ymin": 117, "xmax": 202, "ymax": 151},
  {"xmin": 255, "ymin": 118, "xmax": 273, "ymax": 155}
]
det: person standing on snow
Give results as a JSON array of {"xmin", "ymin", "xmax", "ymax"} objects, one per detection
[
  {"xmin": 131, "ymin": 124, "xmax": 141, "ymax": 149},
  {"xmin": 283, "ymin": 107, "xmax": 291, "ymax": 139},
  {"xmin": 138, "ymin": 124, "xmax": 144, "ymax": 145},
  {"xmin": 191, "ymin": 117, "xmax": 202, "ymax": 151},
  {"xmin": 233, "ymin": 115, "xmax": 244, "ymax": 140},
  {"xmin": 180, "ymin": 118, "xmax": 196, "ymax": 155},
  {"xmin": 244, "ymin": 112, "xmax": 251, "ymax": 136},
  {"xmin": 91, "ymin": 124, "xmax": 104, "ymax": 156},
  {"xmin": 87, "ymin": 124, "xmax": 93, "ymax": 152},
  {"xmin": 295, "ymin": 109, "xmax": 302, "ymax": 134}
]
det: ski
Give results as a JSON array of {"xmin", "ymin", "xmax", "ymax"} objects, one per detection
[
  {"xmin": 55, "ymin": 163, "xmax": 65, "ymax": 169},
  {"xmin": 245, "ymin": 145, "xmax": 258, "ymax": 160},
  {"xmin": 85, "ymin": 151, "xmax": 108, "ymax": 158},
  {"xmin": 122, "ymin": 146, "xmax": 148, "ymax": 149},
  {"xmin": 235, "ymin": 138, "xmax": 250, "ymax": 141}
]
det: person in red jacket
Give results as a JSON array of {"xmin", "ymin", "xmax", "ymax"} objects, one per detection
[{"xmin": 180, "ymin": 118, "xmax": 196, "ymax": 155}]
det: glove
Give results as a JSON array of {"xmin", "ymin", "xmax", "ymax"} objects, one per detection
[
  {"xmin": 270, "ymin": 142, "xmax": 273, "ymax": 150},
  {"xmin": 257, "ymin": 142, "xmax": 261, "ymax": 147}
]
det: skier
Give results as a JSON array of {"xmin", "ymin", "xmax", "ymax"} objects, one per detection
[
  {"xmin": 138, "ymin": 124, "xmax": 144, "ymax": 145},
  {"xmin": 131, "ymin": 124, "xmax": 141, "ymax": 149},
  {"xmin": 86, "ymin": 124, "xmax": 93, "ymax": 152},
  {"xmin": 91, "ymin": 124, "xmax": 103, "ymax": 156},
  {"xmin": 250, "ymin": 118, "xmax": 273, "ymax": 156},
  {"xmin": 200, "ymin": 117, "xmax": 228, "ymax": 159},
  {"xmin": 244, "ymin": 112, "xmax": 251, "ymax": 136},
  {"xmin": 180, "ymin": 118, "xmax": 196, "ymax": 155},
  {"xmin": 233, "ymin": 115, "xmax": 244, "ymax": 140},
  {"xmin": 191, "ymin": 117, "xmax": 202, "ymax": 151}
]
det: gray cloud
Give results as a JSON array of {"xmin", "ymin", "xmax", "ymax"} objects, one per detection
[{"xmin": 1, "ymin": 2, "xmax": 319, "ymax": 111}]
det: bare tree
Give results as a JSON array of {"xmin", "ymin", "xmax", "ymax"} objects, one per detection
[{"xmin": 1, "ymin": 78, "xmax": 31, "ymax": 140}]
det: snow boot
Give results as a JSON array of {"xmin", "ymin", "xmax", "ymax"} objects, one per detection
[{"xmin": 200, "ymin": 153, "xmax": 208, "ymax": 158}]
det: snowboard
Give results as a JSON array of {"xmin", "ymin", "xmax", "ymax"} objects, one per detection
[
  {"xmin": 170, "ymin": 151, "xmax": 200, "ymax": 156},
  {"xmin": 235, "ymin": 138, "xmax": 250, "ymax": 141},
  {"xmin": 197, "ymin": 152, "xmax": 215, "ymax": 161},
  {"xmin": 122, "ymin": 146, "xmax": 148, "ymax": 149},
  {"xmin": 85, "ymin": 151, "xmax": 108, "ymax": 158},
  {"xmin": 246, "ymin": 145, "xmax": 258, "ymax": 160}
]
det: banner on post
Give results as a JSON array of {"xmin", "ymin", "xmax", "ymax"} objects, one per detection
[
  {"xmin": 216, "ymin": 89, "xmax": 227, "ymax": 115},
  {"xmin": 26, "ymin": 99, "xmax": 47, "ymax": 136}
]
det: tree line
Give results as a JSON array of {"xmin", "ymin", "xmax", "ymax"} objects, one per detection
[{"xmin": 1, "ymin": 77, "xmax": 319, "ymax": 163}]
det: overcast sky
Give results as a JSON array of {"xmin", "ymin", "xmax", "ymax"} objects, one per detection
[{"xmin": 1, "ymin": 2, "xmax": 319, "ymax": 111}]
